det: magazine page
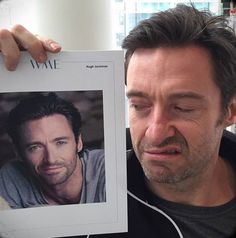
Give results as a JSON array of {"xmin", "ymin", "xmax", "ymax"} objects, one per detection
[{"xmin": 0, "ymin": 51, "xmax": 127, "ymax": 238}]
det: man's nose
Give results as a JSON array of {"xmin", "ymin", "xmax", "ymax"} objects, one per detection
[
  {"xmin": 43, "ymin": 146, "xmax": 57, "ymax": 164},
  {"xmin": 145, "ymin": 109, "xmax": 175, "ymax": 145}
]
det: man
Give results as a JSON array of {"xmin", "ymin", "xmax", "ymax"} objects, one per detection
[
  {"xmin": 0, "ymin": 93, "xmax": 106, "ymax": 208},
  {"xmin": 0, "ymin": 3, "xmax": 235, "ymax": 238},
  {"xmin": 121, "ymin": 5, "xmax": 236, "ymax": 238}
]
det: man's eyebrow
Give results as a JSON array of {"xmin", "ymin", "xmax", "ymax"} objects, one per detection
[
  {"xmin": 168, "ymin": 92, "xmax": 207, "ymax": 102},
  {"xmin": 126, "ymin": 90, "xmax": 206, "ymax": 102},
  {"xmin": 24, "ymin": 141, "xmax": 41, "ymax": 148},
  {"xmin": 53, "ymin": 136, "xmax": 69, "ymax": 141},
  {"xmin": 126, "ymin": 90, "xmax": 149, "ymax": 99},
  {"xmin": 24, "ymin": 137, "xmax": 69, "ymax": 147}
]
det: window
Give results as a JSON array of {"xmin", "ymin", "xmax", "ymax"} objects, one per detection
[{"xmin": 114, "ymin": 0, "xmax": 221, "ymax": 48}]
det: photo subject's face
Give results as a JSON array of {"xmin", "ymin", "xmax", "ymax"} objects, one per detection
[
  {"xmin": 126, "ymin": 46, "xmax": 225, "ymax": 185},
  {"xmin": 19, "ymin": 114, "xmax": 80, "ymax": 187}
]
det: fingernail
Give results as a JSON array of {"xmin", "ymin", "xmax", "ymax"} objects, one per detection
[
  {"xmin": 50, "ymin": 42, "xmax": 61, "ymax": 50},
  {"xmin": 5, "ymin": 60, "xmax": 17, "ymax": 71},
  {"xmin": 7, "ymin": 64, "xmax": 17, "ymax": 71}
]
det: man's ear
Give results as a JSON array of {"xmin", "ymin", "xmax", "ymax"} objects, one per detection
[
  {"xmin": 77, "ymin": 134, "xmax": 83, "ymax": 153},
  {"xmin": 224, "ymin": 96, "xmax": 236, "ymax": 127}
]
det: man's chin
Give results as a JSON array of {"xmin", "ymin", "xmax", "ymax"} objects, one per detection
[
  {"xmin": 39, "ymin": 174, "xmax": 67, "ymax": 187},
  {"xmin": 141, "ymin": 163, "xmax": 180, "ymax": 184}
]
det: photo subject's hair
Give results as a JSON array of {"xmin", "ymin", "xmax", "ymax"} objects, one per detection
[{"xmin": 7, "ymin": 92, "xmax": 82, "ymax": 153}]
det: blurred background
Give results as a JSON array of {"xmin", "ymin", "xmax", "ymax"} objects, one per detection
[{"xmin": 0, "ymin": 0, "xmax": 229, "ymax": 49}]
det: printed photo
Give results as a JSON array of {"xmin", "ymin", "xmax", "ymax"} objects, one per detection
[{"xmin": 0, "ymin": 90, "xmax": 105, "ymax": 210}]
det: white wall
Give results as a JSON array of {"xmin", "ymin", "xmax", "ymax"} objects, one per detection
[{"xmin": 0, "ymin": 0, "xmax": 116, "ymax": 50}]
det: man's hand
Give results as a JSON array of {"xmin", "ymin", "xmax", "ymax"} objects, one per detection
[{"xmin": 0, "ymin": 24, "xmax": 61, "ymax": 71}]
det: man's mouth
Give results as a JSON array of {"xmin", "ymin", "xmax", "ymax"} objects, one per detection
[{"xmin": 143, "ymin": 146, "xmax": 181, "ymax": 159}]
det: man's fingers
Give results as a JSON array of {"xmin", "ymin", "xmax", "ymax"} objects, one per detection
[
  {"xmin": 0, "ymin": 29, "xmax": 20, "ymax": 71},
  {"xmin": 35, "ymin": 35, "xmax": 62, "ymax": 53},
  {"xmin": 11, "ymin": 24, "xmax": 48, "ymax": 63},
  {"xmin": 0, "ymin": 24, "xmax": 61, "ymax": 71}
]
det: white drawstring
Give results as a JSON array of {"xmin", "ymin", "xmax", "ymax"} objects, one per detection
[
  {"xmin": 86, "ymin": 191, "xmax": 183, "ymax": 238},
  {"xmin": 127, "ymin": 190, "xmax": 184, "ymax": 238}
]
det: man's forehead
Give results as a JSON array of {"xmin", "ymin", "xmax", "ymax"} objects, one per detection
[
  {"xmin": 126, "ymin": 46, "xmax": 217, "ymax": 91},
  {"xmin": 18, "ymin": 114, "xmax": 72, "ymax": 132},
  {"xmin": 128, "ymin": 45, "xmax": 213, "ymax": 65}
]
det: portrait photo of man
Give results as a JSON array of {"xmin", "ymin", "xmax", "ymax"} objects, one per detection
[{"xmin": 0, "ymin": 91, "xmax": 106, "ymax": 209}]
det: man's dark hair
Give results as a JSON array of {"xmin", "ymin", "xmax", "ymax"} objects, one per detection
[
  {"xmin": 122, "ymin": 4, "xmax": 236, "ymax": 110},
  {"xmin": 7, "ymin": 92, "xmax": 82, "ymax": 154}
]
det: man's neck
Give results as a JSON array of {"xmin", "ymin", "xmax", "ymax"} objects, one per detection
[
  {"xmin": 42, "ymin": 159, "xmax": 83, "ymax": 205},
  {"xmin": 146, "ymin": 157, "xmax": 236, "ymax": 206}
]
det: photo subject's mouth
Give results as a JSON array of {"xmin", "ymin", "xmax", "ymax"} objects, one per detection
[{"xmin": 41, "ymin": 165, "xmax": 64, "ymax": 175}]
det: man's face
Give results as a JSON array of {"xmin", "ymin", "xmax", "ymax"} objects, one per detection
[
  {"xmin": 126, "ymin": 46, "xmax": 228, "ymax": 185},
  {"xmin": 18, "ymin": 114, "xmax": 82, "ymax": 187}
]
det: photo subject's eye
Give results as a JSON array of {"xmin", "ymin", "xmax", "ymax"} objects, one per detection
[
  {"xmin": 27, "ymin": 144, "xmax": 42, "ymax": 153},
  {"xmin": 56, "ymin": 140, "xmax": 67, "ymax": 146}
]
